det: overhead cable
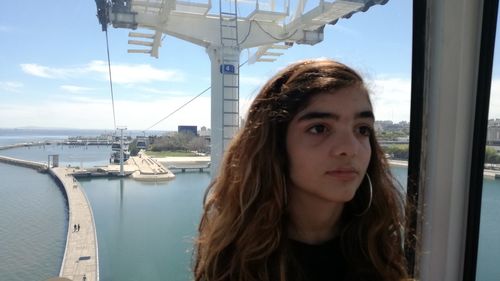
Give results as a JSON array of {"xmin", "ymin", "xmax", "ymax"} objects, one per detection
[
  {"xmin": 144, "ymin": 59, "xmax": 249, "ymax": 131},
  {"xmin": 105, "ymin": 29, "xmax": 117, "ymax": 129}
]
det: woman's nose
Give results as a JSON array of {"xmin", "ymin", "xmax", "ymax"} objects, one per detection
[{"xmin": 329, "ymin": 130, "xmax": 358, "ymax": 157}]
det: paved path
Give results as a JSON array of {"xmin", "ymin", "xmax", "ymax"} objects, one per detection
[{"xmin": 50, "ymin": 167, "xmax": 99, "ymax": 281}]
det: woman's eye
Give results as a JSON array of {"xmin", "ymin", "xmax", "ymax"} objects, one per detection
[
  {"xmin": 308, "ymin": 124, "xmax": 328, "ymax": 134},
  {"xmin": 357, "ymin": 125, "xmax": 372, "ymax": 137}
]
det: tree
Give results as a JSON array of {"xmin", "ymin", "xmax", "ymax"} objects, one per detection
[
  {"xmin": 187, "ymin": 137, "xmax": 209, "ymax": 153},
  {"xmin": 129, "ymin": 140, "xmax": 140, "ymax": 156},
  {"xmin": 485, "ymin": 146, "xmax": 500, "ymax": 164},
  {"xmin": 148, "ymin": 132, "xmax": 210, "ymax": 153},
  {"xmin": 383, "ymin": 144, "xmax": 409, "ymax": 160}
]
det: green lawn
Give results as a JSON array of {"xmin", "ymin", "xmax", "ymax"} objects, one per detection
[{"xmin": 144, "ymin": 150, "xmax": 200, "ymax": 157}]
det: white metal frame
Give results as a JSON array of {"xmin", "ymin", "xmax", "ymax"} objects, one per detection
[
  {"xmin": 104, "ymin": 0, "xmax": 388, "ymax": 175},
  {"xmin": 416, "ymin": 0, "xmax": 485, "ymax": 280}
]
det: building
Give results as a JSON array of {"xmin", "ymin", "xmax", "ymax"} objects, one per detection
[
  {"xmin": 487, "ymin": 119, "xmax": 500, "ymax": 145},
  {"xmin": 375, "ymin": 120, "xmax": 410, "ymax": 133},
  {"xmin": 178, "ymin": 125, "xmax": 197, "ymax": 136}
]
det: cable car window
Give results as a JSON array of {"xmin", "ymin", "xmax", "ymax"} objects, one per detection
[{"xmin": 0, "ymin": 1, "xmax": 412, "ymax": 280}]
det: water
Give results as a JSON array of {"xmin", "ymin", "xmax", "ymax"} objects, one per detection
[
  {"xmin": 1, "ymin": 130, "xmax": 499, "ymax": 281},
  {"xmin": 477, "ymin": 179, "xmax": 500, "ymax": 281},
  {"xmin": 80, "ymin": 174, "xmax": 210, "ymax": 281},
  {"xmin": 0, "ymin": 128, "xmax": 112, "ymax": 146},
  {"xmin": 0, "ymin": 163, "xmax": 67, "ymax": 281}
]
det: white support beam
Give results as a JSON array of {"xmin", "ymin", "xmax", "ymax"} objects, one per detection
[
  {"xmin": 129, "ymin": 32, "xmax": 155, "ymax": 38},
  {"xmin": 285, "ymin": 0, "xmax": 363, "ymax": 32},
  {"xmin": 256, "ymin": 58, "xmax": 276, "ymax": 62},
  {"xmin": 417, "ymin": 0, "xmax": 484, "ymax": 280},
  {"xmin": 128, "ymin": 49, "xmax": 151, "ymax": 53},
  {"xmin": 128, "ymin": 40, "xmax": 154, "ymax": 46}
]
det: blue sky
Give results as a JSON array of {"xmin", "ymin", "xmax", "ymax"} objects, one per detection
[{"xmin": 2, "ymin": 0, "xmax": 491, "ymax": 131}]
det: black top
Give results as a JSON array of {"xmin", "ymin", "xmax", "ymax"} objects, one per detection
[{"xmin": 288, "ymin": 237, "xmax": 347, "ymax": 281}]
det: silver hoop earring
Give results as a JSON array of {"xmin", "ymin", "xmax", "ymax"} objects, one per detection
[{"xmin": 355, "ymin": 173, "xmax": 373, "ymax": 216}]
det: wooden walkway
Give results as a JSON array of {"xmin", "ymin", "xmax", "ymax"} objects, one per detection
[{"xmin": 50, "ymin": 167, "xmax": 99, "ymax": 281}]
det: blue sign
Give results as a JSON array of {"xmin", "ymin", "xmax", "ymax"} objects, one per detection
[{"xmin": 220, "ymin": 64, "xmax": 235, "ymax": 74}]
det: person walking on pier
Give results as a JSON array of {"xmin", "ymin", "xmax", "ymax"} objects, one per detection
[
  {"xmin": 194, "ymin": 59, "xmax": 409, "ymax": 281},
  {"xmin": 77, "ymin": 224, "xmax": 80, "ymax": 232},
  {"xmin": 73, "ymin": 224, "xmax": 77, "ymax": 232}
]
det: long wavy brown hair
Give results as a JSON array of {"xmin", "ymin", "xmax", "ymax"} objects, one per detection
[{"xmin": 194, "ymin": 59, "xmax": 409, "ymax": 281}]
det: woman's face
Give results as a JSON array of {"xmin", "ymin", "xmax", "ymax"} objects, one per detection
[{"xmin": 285, "ymin": 86, "xmax": 373, "ymax": 206}]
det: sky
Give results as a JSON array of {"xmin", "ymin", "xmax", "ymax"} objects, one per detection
[{"xmin": 0, "ymin": 0, "xmax": 497, "ymax": 131}]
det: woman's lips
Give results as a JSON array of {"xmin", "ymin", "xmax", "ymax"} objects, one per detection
[{"xmin": 325, "ymin": 169, "xmax": 359, "ymax": 181}]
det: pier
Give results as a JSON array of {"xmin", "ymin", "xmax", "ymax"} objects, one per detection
[
  {"xmin": 0, "ymin": 155, "xmax": 48, "ymax": 171},
  {"xmin": 50, "ymin": 167, "xmax": 99, "ymax": 281},
  {"xmin": 167, "ymin": 164, "xmax": 210, "ymax": 173},
  {"xmin": 0, "ymin": 141, "xmax": 49, "ymax": 151}
]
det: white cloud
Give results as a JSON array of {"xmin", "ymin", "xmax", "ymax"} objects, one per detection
[
  {"xmin": 60, "ymin": 85, "xmax": 93, "ymax": 93},
  {"xmin": 0, "ymin": 81, "xmax": 24, "ymax": 93},
  {"xmin": 86, "ymin": 60, "xmax": 184, "ymax": 84},
  {"xmin": 369, "ymin": 77, "xmax": 411, "ymax": 121},
  {"xmin": 489, "ymin": 79, "xmax": 500, "ymax": 119},
  {"xmin": 20, "ymin": 64, "xmax": 70, "ymax": 78},
  {"xmin": 0, "ymin": 96, "xmax": 212, "ymax": 130},
  {"xmin": 368, "ymin": 77, "xmax": 500, "ymax": 121},
  {"xmin": 4, "ymin": 76, "xmax": 499, "ymax": 130},
  {"xmin": 20, "ymin": 61, "xmax": 185, "ymax": 84}
]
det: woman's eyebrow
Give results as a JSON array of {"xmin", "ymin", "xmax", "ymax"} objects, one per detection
[
  {"xmin": 297, "ymin": 110, "xmax": 374, "ymax": 122},
  {"xmin": 356, "ymin": 110, "xmax": 375, "ymax": 120},
  {"xmin": 297, "ymin": 111, "xmax": 336, "ymax": 121}
]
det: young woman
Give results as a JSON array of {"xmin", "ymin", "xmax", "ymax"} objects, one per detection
[{"xmin": 194, "ymin": 59, "xmax": 409, "ymax": 281}]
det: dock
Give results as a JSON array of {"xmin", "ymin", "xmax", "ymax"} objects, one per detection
[
  {"xmin": 0, "ymin": 141, "xmax": 49, "ymax": 151},
  {"xmin": 50, "ymin": 167, "xmax": 99, "ymax": 281},
  {"xmin": 167, "ymin": 164, "xmax": 210, "ymax": 173},
  {"xmin": 0, "ymin": 155, "xmax": 48, "ymax": 171}
]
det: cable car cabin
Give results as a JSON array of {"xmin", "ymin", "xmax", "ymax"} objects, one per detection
[
  {"xmin": 111, "ymin": 142, "xmax": 121, "ymax": 151},
  {"xmin": 110, "ymin": 151, "xmax": 130, "ymax": 164},
  {"xmin": 111, "ymin": 142, "xmax": 129, "ymax": 151},
  {"xmin": 136, "ymin": 141, "xmax": 147, "ymax": 149}
]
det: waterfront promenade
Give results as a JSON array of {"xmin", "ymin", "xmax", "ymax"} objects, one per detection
[{"xmin": 50, "ymin": 167, "xmax": 99, "ymax": 281}]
